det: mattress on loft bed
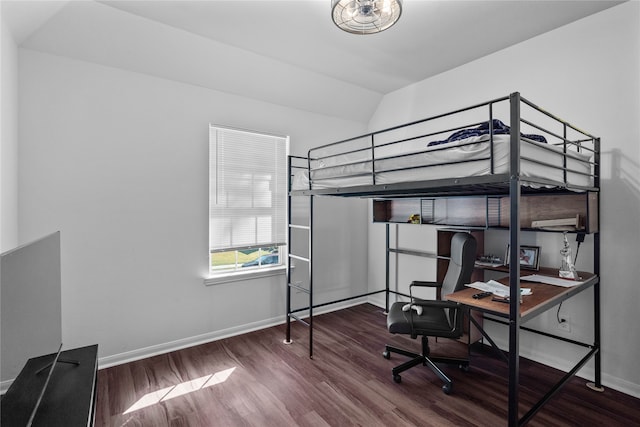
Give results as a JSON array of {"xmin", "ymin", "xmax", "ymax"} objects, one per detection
[{"xmin": 291, "ymin": 134, "xmax": 594, "ymax": 191}]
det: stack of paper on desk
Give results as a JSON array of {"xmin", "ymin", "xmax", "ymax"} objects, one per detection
[{"xmin": 466, "ymin": 280, "xmax": 532, "ymax": 297}]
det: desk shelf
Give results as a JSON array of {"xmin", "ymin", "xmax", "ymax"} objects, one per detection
[{"xmin": 373, "ymin": 192, "xmax": 599, "ymax": 233}]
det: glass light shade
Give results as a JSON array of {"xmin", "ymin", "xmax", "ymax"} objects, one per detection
[{"xmin": 331, "ymin": 0, "xmax": 403, "ymax": 35}]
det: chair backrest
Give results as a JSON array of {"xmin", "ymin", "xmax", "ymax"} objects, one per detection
[{"xmin": 440, "ymin": 232, "xmax": 477, "ymax": 299}]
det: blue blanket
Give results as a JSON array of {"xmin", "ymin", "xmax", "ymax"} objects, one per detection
[{"xmin": 427, "ymin": 119, "xmax": 547, "ymax": 146}]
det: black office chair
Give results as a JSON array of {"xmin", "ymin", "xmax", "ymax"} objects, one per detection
[{"xmin": 383, "ymin": 232, "xmax": 477, "ymax": 394}]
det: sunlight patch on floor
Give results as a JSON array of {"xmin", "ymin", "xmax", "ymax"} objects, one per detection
[{"xmin": 123, "ymin": 367, "xmax": 236, "ymax": 414}]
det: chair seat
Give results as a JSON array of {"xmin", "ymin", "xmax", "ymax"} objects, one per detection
[{"xmin": 387, "ymin": 302, "xmax": 460, "ymax": 338}]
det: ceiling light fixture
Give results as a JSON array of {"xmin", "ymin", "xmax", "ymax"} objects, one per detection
[{"xmin": 331, "ymin": 0, "xmax": 403, "ymax": 35}]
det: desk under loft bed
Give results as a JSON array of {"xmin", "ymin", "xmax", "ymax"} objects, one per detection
[{"xmin": 285, "ymin": 92, "xmax": 601, "ymax": 426}]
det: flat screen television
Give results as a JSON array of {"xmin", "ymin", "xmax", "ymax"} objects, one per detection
[{"xmin": 1, "ymin": 232, "xmax": 63, "ymax": 425}]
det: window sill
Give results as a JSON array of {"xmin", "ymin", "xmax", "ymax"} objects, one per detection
[{"xmin": 204, "ymin": 265, "xmax": 287, "ymax": 286}]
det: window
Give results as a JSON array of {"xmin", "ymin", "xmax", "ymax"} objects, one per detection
[{"xmin": 209, "ymin": 125, "xmax": 288, "ymax": 276}]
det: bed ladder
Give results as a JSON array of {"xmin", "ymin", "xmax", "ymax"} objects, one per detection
[{"xmin": 285, "ymin": 157, "xmax": 314, "ymax": 358}]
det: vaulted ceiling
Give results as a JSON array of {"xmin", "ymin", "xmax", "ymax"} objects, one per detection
[{"xmin": 1, "ymin": 0, "xmax": 624, "ymax": 122}]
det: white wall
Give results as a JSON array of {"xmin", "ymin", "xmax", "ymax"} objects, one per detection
[
  {"xmin": 1, "ymin": 17, "xmax": 19, "ymax": 251},
  {"xmin": 17, "ymin": 49, "xmax": 369, "ymax": 364},
  {"xmin": 368, "ymin": 2, "xmax": 640, "ymax": 397}
]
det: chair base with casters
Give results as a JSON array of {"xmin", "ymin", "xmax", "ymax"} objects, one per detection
[{"xmin": 383, "ymin": 336, "xmax": 469, "ymax": 394}]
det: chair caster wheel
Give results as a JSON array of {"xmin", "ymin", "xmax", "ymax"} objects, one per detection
[
  {"xmin": 383, "ymin": 351, "xmax": 390, "ymax": 359},
  {"xmin": 459, "ymin": 364, "xmax": 469, "ymax": 372},
  {"xmin": 393, "ymin": 374, "xmax": 402, "ymax": 383},
  {"xmin": 442, "ymin": 383, "xmax": 452, "ymax": 394}
]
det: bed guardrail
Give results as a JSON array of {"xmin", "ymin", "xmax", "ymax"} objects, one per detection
[{"xmin": 290, "ymin": 93, "xmax": 598, "ymax": 196}]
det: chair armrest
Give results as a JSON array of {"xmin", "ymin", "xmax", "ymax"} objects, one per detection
[
  {"xmin": 409, "ymin": 281, "xmax": 444, "ymax": 303},
  {"xmin": 410, "ymin": 280, "xmax": 442, "ymax": 288},
  {"xmin": 412, "ymin": 300, "xmax": 460, "ymax": 310}
]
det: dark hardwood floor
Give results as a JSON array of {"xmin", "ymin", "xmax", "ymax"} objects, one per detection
[{"xmin": 95, "ymin": 304, "xmax": 640, "ymax": 426}]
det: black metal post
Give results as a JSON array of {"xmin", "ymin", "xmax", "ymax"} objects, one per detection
[
  {"xmin": 385, "ymin": 224, "xmax": 390, "ymax": 313},
  {"xmin": 593, "ymin": 136, "xmax": 602, "ymax": 388},
  {"xmin": 309, "ymin": 194, "xmax": 314, "ymax": 359},
  {"xmin": 593, "ymin": 231, "xmax": 601, "ymax": 388},
  {"xmin": 371, "ymin": 134, "xmax": 377, "ymax": 185},
  {"xmin": 286, "ymin": 156, "xmax": 293, "ymax": 344},
  {"xmin": 508, "ymin": 92, "xmax": 522, "ymax": 427}
]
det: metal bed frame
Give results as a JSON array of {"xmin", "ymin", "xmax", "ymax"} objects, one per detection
[{"xmin": 284, "ymin": 92, "xmax": 601, "ymax": 426}]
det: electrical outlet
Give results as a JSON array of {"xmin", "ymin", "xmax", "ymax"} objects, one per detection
[{"xmin": 557, "ymin": 315, "xmax": 571, "ymax": 332}]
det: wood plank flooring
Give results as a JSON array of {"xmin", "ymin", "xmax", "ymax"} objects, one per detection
[{"xmin": 95, "ymin": 303, "xmax": 640, "ymax": 426}]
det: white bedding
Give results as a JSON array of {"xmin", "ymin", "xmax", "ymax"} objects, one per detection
[{"xmin": 292, "ymin": 135, "xmax": 593, "ymax": 190}]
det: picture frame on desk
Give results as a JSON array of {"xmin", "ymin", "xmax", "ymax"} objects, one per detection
[{"xmin": 505, "ymin": 244, "xmax": 540, "ymax": 270}]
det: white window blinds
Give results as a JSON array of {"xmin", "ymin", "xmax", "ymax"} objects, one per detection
[{"xmin": 209, "ymin": 125, "xmax": 287, "ymax": 253}]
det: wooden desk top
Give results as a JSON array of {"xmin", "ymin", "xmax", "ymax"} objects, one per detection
[{"xmin": 446, "ymin": 269, "xmax": 598, "ymax": 321}]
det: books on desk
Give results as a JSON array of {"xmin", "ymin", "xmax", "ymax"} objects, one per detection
[
  {"xmin": 475, "ymin": 255, "xmax": 504, "ymax": 268},
  {"xmin": 531, "ymin": 215, "xmax": 583, "ymax": 231},
  {"xmin": 466, "ymin": 280, "xmax": 532, "ymax": 298},
  {"xmin": 474, "ymin": 260, "xmax": 504, "ymax": 268}
]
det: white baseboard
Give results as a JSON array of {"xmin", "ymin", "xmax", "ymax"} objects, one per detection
[
  {"xmin": 600, "ymin": 374, "xmax": 640, "ymax": 398},
  {"xmin": 368, "ymin": 298, "xmax": 387, "ymax": 311},
  {"xmin": 1, "ymin": 379, "xmax": 12, "ymax": 395},
  {"xmin": 98, "ymin": 297, "xmax": 367, "ymax": 369}
]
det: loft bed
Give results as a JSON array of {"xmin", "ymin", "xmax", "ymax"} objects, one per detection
[
  {"xmin": 285, "ymin": 92, "xmax": 601, "ymax": 426},
  {"xmin": 290, "ymin": 93, "xmax": 597, "ymax": 197}
]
